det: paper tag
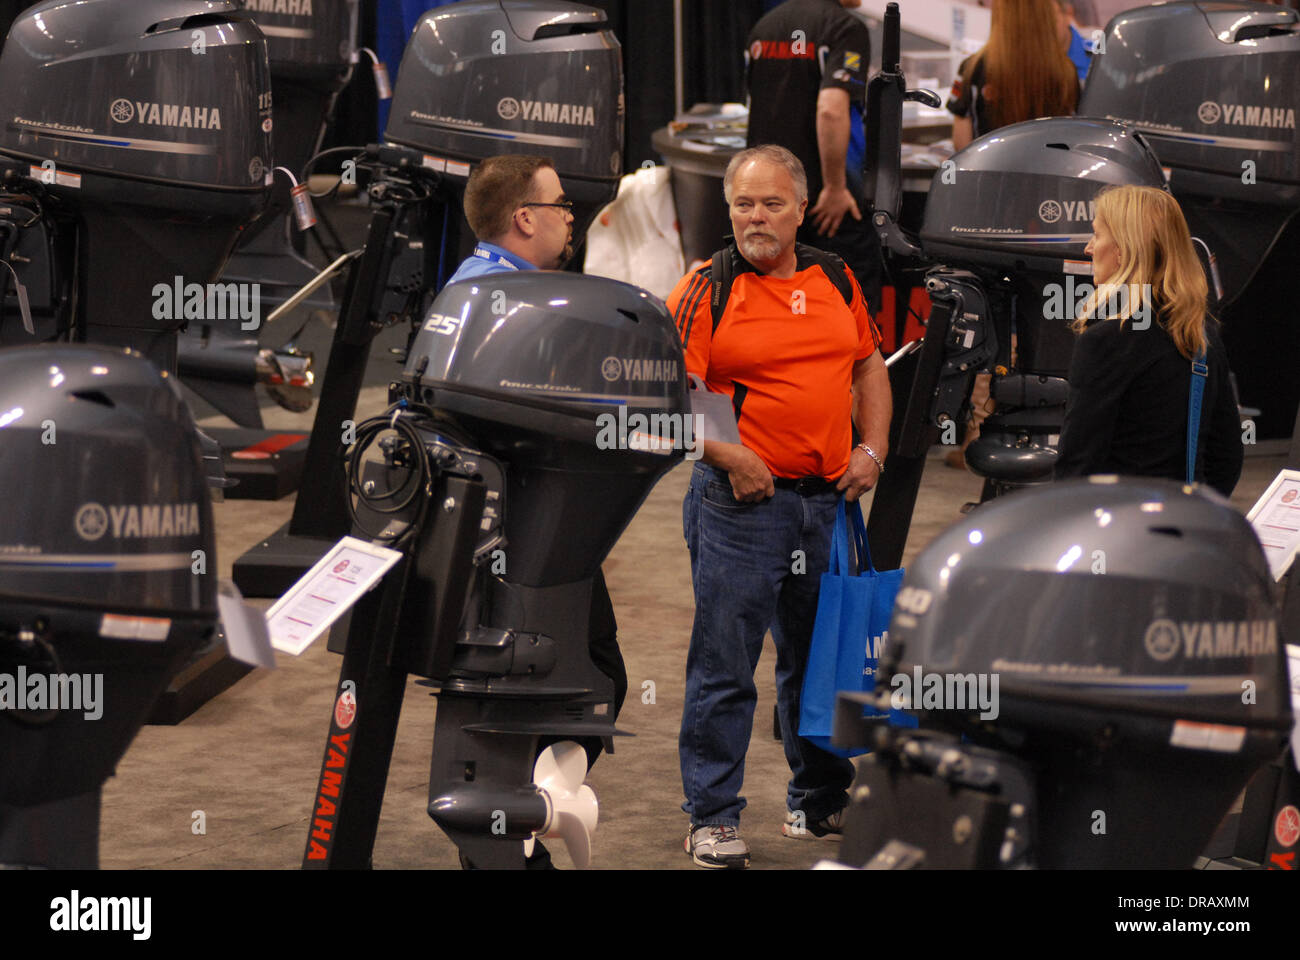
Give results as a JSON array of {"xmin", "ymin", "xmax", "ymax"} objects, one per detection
[
  {"xmin": 100, "ymin": 613, "xmax": 171, "ymax": 642},
  {"xmin": 688, "ymin": 373, "xmax": 740, "ymax": 444},
  {"xmin": 9, "ymin": 271, "xmax": 33, "ymax": 335},
  {"xmin": 217, "ymin": 580, "xmax": 276, "ymax": 669},
  {"xmin": 265, "ymin": 536, "xmax": 403, "ymax": 656},
  {"xmin": 1245, "ymin": 469, "xmax": 1300, "ymax": 581},
  {"xmin": 1169, "ymin": 719, "xmax": 1246, "ymax": 753},
  {"xmin": 422, "ymin": 154, "xmax": 446, "ymax": 172},
  {"xmin": 445, "ymin": 160, "xmax": 471, "ymax": 178},
  {"xmin": 1062, "ymin": 259, "xmax": 1092, "ymax": 276}
]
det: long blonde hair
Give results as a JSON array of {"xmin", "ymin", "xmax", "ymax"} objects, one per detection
[
  {"xmin": 1072, "ymin": 185, "xmax": 1210, "ymax": 359},
  {"xmin": 968, "ymin": 0, "xmax": 1078, "ymax": 130}
]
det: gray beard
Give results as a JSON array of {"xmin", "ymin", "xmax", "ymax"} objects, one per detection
[{"xmin": 739, "ymin": 233, "xmax": 781, "ymax": 264}]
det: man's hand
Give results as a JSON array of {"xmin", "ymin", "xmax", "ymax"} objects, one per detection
[
  {"xmin": 813, "ymin": 86, "xmax": 857, "ymax": 237},
  {"xmin": 726, "ymin": 445, "xmax": 776, "ymax": 502},
  {"xmin": 835, "ymin": 447, "xmax": 880, "ymax": 502},
  {"xmin": 809, "ymin": 185, "xmax": 862, "ymax": 238}
]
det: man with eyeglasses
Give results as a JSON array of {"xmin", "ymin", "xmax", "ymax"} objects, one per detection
[
  {"xmin": 446, "ymin": 154, "xmax": 576, "ymax": 284},
  {"xmin": 446, "ymin": 154, "xmax": 624, "ymax": 871}
]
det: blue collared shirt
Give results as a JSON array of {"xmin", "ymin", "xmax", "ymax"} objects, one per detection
[{"xmin": 445, "ymin": 242, "xmax": 537, "ymax": 285}]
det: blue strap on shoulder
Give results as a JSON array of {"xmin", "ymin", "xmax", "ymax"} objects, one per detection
[{"xmin": 1187, "ymin": 350, "xmax": 1208, "ymax": 484}]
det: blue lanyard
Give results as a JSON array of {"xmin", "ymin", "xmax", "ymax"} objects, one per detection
[
  {"xmin": 473, "ymin": 246, "xmax": 519, "ymax": 270},
  {"xmin": 1186, "ymin": 350, "xmax": 1208, "ymax": 484}
]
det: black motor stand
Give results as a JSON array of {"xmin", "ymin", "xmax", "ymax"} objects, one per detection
[
  {"xmin": 300, "ymin": 405, "xmax": 624, "ymax": 869},
  {"xmin": 233, "ymin": 148, "xmax": 453, "ymax": 598}
]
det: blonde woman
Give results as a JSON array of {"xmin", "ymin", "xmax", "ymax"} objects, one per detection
[{"xmin": 1054, "ymin": 185, "xmax": 1243, "ymax": 496}]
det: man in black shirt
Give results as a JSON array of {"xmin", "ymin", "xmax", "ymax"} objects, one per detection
[{"xmin": 745, "ymin": 0, "xmax": 882, "ymax": 313}]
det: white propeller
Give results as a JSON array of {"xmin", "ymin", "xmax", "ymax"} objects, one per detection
[{"xmin": 527, "ymin": 741, "xmax": 599, "ymax": 869}]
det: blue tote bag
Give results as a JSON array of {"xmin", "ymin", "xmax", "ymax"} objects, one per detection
[{"xmin": 798, "ymin": 497, "xmax": 910, "ymax": 757}]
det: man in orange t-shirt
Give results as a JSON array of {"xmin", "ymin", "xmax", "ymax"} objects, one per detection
[{"xmin": 666, "ymin": 145, "xmax": 891, "ymax": 869}]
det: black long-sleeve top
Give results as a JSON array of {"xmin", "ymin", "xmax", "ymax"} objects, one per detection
[{"xmin": 1054, "ymin": 313, "xmax": 1243, "ymax": 497}]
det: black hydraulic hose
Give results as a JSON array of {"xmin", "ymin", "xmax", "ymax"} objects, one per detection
[{"xmin": 344, "ymin": 405, "xmax": 435, "ymax": 549}]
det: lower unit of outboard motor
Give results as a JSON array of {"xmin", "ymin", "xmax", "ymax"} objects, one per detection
[
  {"xmin": 834, "ymin": 478, "xmax": 1292, "ymax": 869},
  {"xmin": 0, "ymin": 344, "xmax": 218, "ymax": 868},
  {"xmin": 301, "ymin": 272, "xmax": 688, "ymax": 869}
]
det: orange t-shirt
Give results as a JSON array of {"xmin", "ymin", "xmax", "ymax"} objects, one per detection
[{"xmin": 666, "ymin": 250, "xmax": 881, "ymax": 479}]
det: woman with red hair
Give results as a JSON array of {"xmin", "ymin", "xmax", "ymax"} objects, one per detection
[{"xmin": 948, "ymin": 0, "xmax": 1081, "ymax": 149}]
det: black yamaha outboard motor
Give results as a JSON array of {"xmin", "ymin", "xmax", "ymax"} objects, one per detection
[
  {"xmin": 302, "ymin": 273, "xmax": 687, "ymax": 869},
  {"xmin": 384, "ymin": 0, "xmax": 623, "ymax": 276},
  {"xmin": 862, "ymin": 3, "xmax": 1167, "ymax": 568},
  {"xmin": 0, "ymin": 0, "xmax": 272, "ymax": 375},
  {"xmin": 916, "ymin": 118, "xmax": 1166, "ymax": 486},
  {"xmin": 1079, "ymin": 0, "xmax": 1300, "ymax": 442},
  {"xmin": 234, "ymin": 0, "xmax": 360, "ymax": 250},
  {"xmin": 0, "ymin": 344, "xmax": 217, "ymax": 868},
  {"xmin": 834, "ymin": 478, "xmax": 1292, "ymax": 869},
  {"xmin": 178, "ymin": 0, "xmax": 362, "ymax": 426},
  {"xmin": 232, "ymin": 0, "xmax": 625, "ymax": 596}
]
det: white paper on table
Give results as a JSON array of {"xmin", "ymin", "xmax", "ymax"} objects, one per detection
[
  {"xmin": 688, "ymin": 373, "xmax": 740, "ymax": 445},
  {"xmin": 265, "ymin": 536, "xmax": 404, "ymax": 656},
  {"xmin": 216, "ymin": 580, "xmax": 276, "ymax": 668},
  {"xmin": 1245, "ymin": 469, "xmax": 1300, "ymax": 581}
]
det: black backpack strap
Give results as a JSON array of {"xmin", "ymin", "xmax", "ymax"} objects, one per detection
[
  {"xmin": 794, "ymin": 243, "xmax": 854, "ymax": 308},
  {"xmin": 710, "ymin": 245, "xmax": 736, "ymax": 336},
  {"xmin": 710, "ymin": 243, "xmax": 853, "ymax": 334}
]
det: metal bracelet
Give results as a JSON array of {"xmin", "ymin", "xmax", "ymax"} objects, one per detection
[{"xmin": 857, "ymin": 442, "xmax": 885, "ymax": 474}]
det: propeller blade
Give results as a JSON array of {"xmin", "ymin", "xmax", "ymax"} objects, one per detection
[{"xmin": 532, "ymin": 742, "xmax": 599, "ymax": 869}]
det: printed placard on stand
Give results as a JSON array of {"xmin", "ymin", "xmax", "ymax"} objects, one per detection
[
  {"xmin": 265, "ymin": 536, "xmax": 403, "ymax": 656},
  {"xmin": 1245, "ymin": 468, "xmax": 1300, "ymax": 580}
]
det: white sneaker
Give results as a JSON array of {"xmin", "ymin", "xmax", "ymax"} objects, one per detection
[
  {"xmin": 781, "ymin": 808, "xmax": 846, "ymax": 841},
  {"xmin": 685, "ymin": 824, "xmax": 751, "ymax": 869}
]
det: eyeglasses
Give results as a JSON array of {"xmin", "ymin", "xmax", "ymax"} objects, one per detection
[{"xmin": 522, "ymin": 200, "xmax": 574, "ymax": 212}]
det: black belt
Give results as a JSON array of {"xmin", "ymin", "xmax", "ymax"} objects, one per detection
[{"xmin": 772, "ymin": 476, "xmax": 837, "ymax": 496}]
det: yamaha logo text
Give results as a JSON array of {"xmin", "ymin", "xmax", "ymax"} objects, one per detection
[
  {"xmin": 498, "ymin": 97, "xmax": 596, "ymax": 127},
  {"xmin": 1199, "ymin": 100, "xmax": 1295, "ymax": 129},
  {"xmin": 601, "ymin": 356, "xmax": 679, "ymax": 383},
  {"xmin": 75, "ymin": 502, "xmax": 201, "ymax": 541},
  {"xmin": 1144, "ymin": 617, "xmax": 1277, "ymax": 661},
  {"xmin": 1038, "ymin": 199, "xmax": 1094, "ymax": 224},
  {"xmin": 110, "ymin": 99, "xmax": 222, "ymax": 130},
  {"xmin": 243, "ymin": 0, "xmax": 314, "ymax": 13}
]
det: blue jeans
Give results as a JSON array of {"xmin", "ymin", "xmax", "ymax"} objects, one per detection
[{"xmin": 679, "ymin": 463, "xmax": 854, "ymax": 827}]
